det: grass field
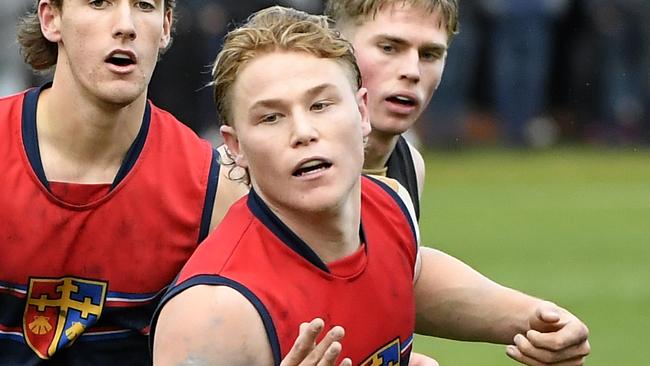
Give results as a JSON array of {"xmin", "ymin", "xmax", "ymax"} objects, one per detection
[{"xmin": 411, "ymin": 146, "xmax": 650, "ymax": 365}]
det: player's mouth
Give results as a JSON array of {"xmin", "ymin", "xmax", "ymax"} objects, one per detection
[
  {"xmin": 385, "ymin": 93, "xmax": 419, "ymax": 115},
  {"xmin": 292, "ymin": 158, "xmax": 333, "ymax": 177},
  {"xmin": 105, "ymin": 50, "xmax": 137, "ymax": 72}
]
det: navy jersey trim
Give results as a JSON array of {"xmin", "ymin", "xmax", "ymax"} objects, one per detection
[
  {"xmin": 149, "ymin": 275, "xmax": 281, "ymax": 366},
  {"xmin": 111, "ymin": 102, "xmax": 151, "ymax": 189},
  {"xmin": 198, "ymin": 149, "xmax": 220, "ymax": 243},
  {"xmin": 386, "ymin": 135, "xmax": 420, "ymax": 220},
  {"xmin": 247, "ymin": 188, "xmax": 330, "ymax": 273},
  {"xmin": 22, "ymin": 84, "xmax": 48, "ymax": 189},
  {"xmin": 21, "ymin": 83, "xmax": 151, "ymax": 191},
  {"xmin": 364, "ymin": 175, "xmax": 418, "ymax": 250}
]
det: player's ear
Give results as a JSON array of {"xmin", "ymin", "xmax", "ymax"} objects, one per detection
[
  {"xmin": 39, "ymin": 0, "xmax": 62, "ymax": 43},
  {"xmin": 356, "ymin": 87, "xmax": 371, "ymax": 137},
  {"xmin": 220, "ymin": 125, "xmax": 248, "ymax": 169},
  {"xmin": 160, "ymin": 8, "xmax": 172, "ymax": 49}
]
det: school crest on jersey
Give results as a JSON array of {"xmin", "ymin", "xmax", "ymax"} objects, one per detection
[
  {"xmin": 23, "ymin": 277, "xmax": 107, "ymax": 359},
  {"xmin": 361, "ymin": 338, "xmax": 401, "ymax": 366},
  {"xmin": 360, "ymin": 336, "xmax": 413, "ymax": 366}
]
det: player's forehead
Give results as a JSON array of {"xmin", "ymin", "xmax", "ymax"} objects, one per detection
[
  {"xmin": 353, "ymin": 3, "xmax": 449, "ymax": 45},
  {"xmin": 231, "ymin": 51, "xmax": 353, "ymax": 109}
]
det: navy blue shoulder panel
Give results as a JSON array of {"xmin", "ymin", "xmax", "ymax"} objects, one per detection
[
  {"xmin": 21, "ymin": 84, "xmax": 48, "ymax": 189},
  {"xmin": 247, "ymin": 188, "xmax": 330, "ymax": 273},
  {"xmin": 363, "ymin": 175, "xmax": 418, "ymax": 250},
  {"xmin": 149, "ymin": 275, "xmax": 281, "ymax": 366},
  {"xmin": 111, "ymin": 102, "xmax": 151, "ymax": 189},
  {"xmin": 198, "ymin": 148, "xmax": 220, "ymax": 243}
]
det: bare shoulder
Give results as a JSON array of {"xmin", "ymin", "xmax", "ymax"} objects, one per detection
[
  {"xmin": 153, "ymin": 284, "xmax": 273, "ymax": 366},
  {"xmin": 405, "ymin": 140, "xmax": 426, "ymax": 197}
]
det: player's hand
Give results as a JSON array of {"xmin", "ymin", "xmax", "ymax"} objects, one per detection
[
  {"xmin": 280, "ymin": 318, "xmax": 352, "ymax": 366},
  {"xmin": 409, "ymin": 352, "xmax": 439, "ymax": 366},
  {"xmin": 506, "ymin": 302, "xmax": 590, "ymax": 365}
]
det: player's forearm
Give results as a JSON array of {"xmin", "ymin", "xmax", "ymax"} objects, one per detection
[{"xmin": 413, "ymin": 247, "xmax": 540, "ymax": 343}]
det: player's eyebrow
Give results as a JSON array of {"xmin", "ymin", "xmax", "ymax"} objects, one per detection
[
  {"xmin": 375, "ymin": 34, "xmax": 447, "ymax": 53},
  {"xmin": 249, "ymin": 83, "xmax": 339, "ymax": 110}
]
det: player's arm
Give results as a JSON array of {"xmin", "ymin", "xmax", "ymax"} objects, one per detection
[
  {"xmin": 153, "ymin": 285, "xmax": 351, "ymax": 366},
  {"xmin": 153, "ymin": 284, "xmax": 272, "ymax": 365},
  {"xmin": 413, "ymin": 247, "xmax": 590, "ymax": 365},
  {"xmin": 406, "ymin": 140, "xmax": 425, "ymax": 199}
]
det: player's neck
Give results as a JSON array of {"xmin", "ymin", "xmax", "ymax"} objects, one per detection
[
  {"xmin": 363, "ymin": 130, "xmax": 400, "ymax": 172},
  {"xmin": 270, "ymin": 183, "xmax": 362, "ymax": 264},
  {"xmin": 35, "ymin": 77, "xmax": 146, "ymax": 184}
]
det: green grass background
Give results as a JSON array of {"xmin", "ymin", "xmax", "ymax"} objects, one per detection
[{"xmin": 412, "ymin": 147, "xmax": 650, "ymax": 365}]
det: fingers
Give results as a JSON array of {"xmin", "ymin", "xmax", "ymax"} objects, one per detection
[
  {"xmin": 529, "ymin": 303, "xmax": 563, "ymax": 333},
  {"xmin": 506, "ymin": 344, "xmax": 588, "ymax": 366},
  {"xmin": 311, "ymin": 326, "xmax": 345, "ymax": 365},
  {"xmin": 527, "ymin": 321, "xmax": 590, "ymax": 351},
  {"xmin": 316, "ymin": 340, "xmax": 345, "ymax": 366},
  {"xmin": 280, "ymin": 319, "xmax": 348, "ymax": 366},
  {"xmin": 506, "ymin": 333, "xmax": 590, "ymax": 365},
  {"xmin": 281, "ymin": 319, "xmax": 325, "ymax": 366}
]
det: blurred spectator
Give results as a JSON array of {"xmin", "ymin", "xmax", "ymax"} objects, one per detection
[
  {"xmin": 418, "ymin": 0, "xmax": 482, "ymax": 149},
  {"xmin": 580, "ymin": 0, "xmax": 649, "ymax": 144},
  {"xmin": 0, "ymin": 2, "xmax": 32, "ymax": 96},
  {"xmin": 481, "ymin": 0, "xmax": 568, "ymax": 147}
]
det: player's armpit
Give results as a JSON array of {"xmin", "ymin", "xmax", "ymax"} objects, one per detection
[{"xmin": 153, "ymin": 285, "xmax": 272, "ymax": 366}]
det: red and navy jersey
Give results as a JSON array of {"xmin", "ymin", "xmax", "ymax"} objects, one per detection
[
  {"xmin": 0, "ymin": 84, "xmax": 219, "ymax": 365},
  {"xmin": 151, "ymin": 176, "xmax": 419, "ymax": 366}
]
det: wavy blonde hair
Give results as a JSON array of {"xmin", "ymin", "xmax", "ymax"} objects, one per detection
[{"xmin": 211, "ymin": 5, "xmax": 361, "ymax": 127}]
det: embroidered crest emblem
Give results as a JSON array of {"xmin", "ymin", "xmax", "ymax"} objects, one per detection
[{"xmin": 23, "ymin": 277, "xmax": 107, "ymax": 359}]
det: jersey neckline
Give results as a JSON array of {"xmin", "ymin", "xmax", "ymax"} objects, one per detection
[{"xmin": 21, "ymin": 83, "xmax": 151, "ymax": 206}]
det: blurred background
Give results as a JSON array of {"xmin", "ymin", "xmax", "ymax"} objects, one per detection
[{"xmin": 2, "ymin": 1, "xmax": 649, "ymax": 365}]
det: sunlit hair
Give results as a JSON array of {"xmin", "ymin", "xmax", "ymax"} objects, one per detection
[
  {"xmin": 325, "ymin": 0, "xmax": 459, "ymax": 41},
  {"xmin": 211, "ymin": 6, "xmax": 362, "ymax": 185},
  {"xmin": 17, "ymin": 0, "xmax": 176, "ymax": 72},
  {"xmin": 211, "ymin": 5, "xmax": 361, "ymax": 127}
]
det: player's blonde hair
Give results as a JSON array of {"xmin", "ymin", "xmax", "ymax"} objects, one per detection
[
  {"xmin": 325, "ymin": 0, "xmax": 459, "ymax": 41},
  {"xmin": 211, "ymin": 5, "xmax": 361, "ymax": 127},
  {"xmin": 17, "ymin": 0, "xmax": 176, "ymax": 72}
]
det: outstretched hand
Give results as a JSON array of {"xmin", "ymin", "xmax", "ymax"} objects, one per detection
[
  {"xmin": 506, "ymin": 302, "xmax": 590, "ymax": 365},
  {"xmin": 281, "ymin": 318, "xmax": 352, "ymax": 366}
]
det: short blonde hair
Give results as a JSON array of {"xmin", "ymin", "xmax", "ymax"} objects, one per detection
[
  {"xmin": 325, "ymin": 0, "xmax": 459, "ymax": 41},
  {"xmin": 211, "ymin": 5, "xmax": 361, "ymax": 127}
]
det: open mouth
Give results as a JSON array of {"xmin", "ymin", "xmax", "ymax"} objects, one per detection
[
  {"xmin": 386, "ymin": 95, "xmax": 417, "ymax": 107},
  {"xmin": 106, "ymin": 52, "xmax": 136, "ymax": 67},
  {"xmin": 292, "ymin": 160, "xmax": 332, "ymax": 177}
]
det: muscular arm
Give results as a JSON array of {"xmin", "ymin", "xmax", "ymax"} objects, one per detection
[
  {"xmin": 153, "ymin": 285, "xmax": 273, "ymax": 366},
  {"xmin": 414, "ymin": 247, "xmax": 536, "ymax": 342},
  {"xmin": 414, "ymin": 247, "xmax": 590, "ymax": 364}
]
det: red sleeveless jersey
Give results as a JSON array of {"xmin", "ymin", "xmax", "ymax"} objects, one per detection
[
  {"xmin": 152, "ymin": 176, "xmax": 418, "ymax": 366},
  {"xmin": 0, "ymin": 85, "xmax": 218, "ymax": 364}
]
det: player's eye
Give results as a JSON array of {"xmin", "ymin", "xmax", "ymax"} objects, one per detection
[
  {"xmin": 135, "ymin": 1, "xmax": 156, "ymax": 11},
  {"xmin": 89, "ymin": 0, "xmax": 110, "ymax": 9},
  {"xmin": 379, "ymin": 43, "xmax": 396, "ymax": 54},
  {"xmin": 311, "ymin": 101, "xmax": 332, "ymax": 112},
  {"xmin": 260, "ymin": 113, "xmax": 280, "ymax": 124}
]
